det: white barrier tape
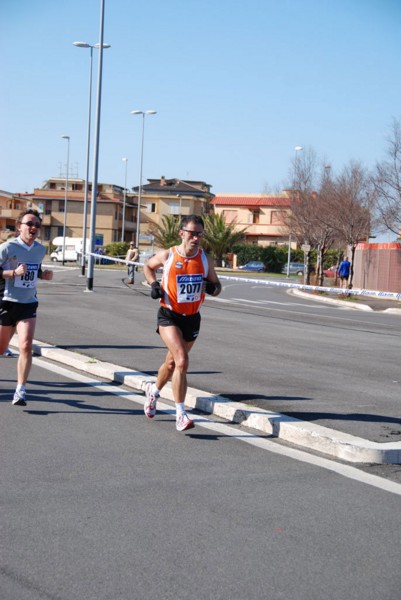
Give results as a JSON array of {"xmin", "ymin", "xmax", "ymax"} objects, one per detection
[
  {"xmin": 86, "ymin": 252, "xmax": 142, "ymax": 267},
  {"xmin": 218, "ymin": 275, "xmax": 401, "ymax": 302},
  {"xmin": 85, "ymin": 252, "xmax": 401, "ymax": 302}
]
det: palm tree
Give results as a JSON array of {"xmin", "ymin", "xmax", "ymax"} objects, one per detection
[
  {"xmin": 203, "ymin": 213, "xmax": 247, "ymax": 266},
  {"xmin": 148, "ymin": 214, "xmax": 180, "ymax": 248}
]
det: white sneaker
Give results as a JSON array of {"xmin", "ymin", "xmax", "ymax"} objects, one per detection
[
  {"xmin": 12, "ymin": 389, "xmax": 27, "ymax": 406},
  {"xmin": 176, "ymin": 412, "xmax": 194, "ymax": 432},
  {"xmin": 144, "ymin": 382, "xmax": 158, "ymax": 418}
]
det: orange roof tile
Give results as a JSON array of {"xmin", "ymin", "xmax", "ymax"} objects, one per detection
[{"xmin": 211, "ymin": 195, "xmax": 290, "ymax": 207}]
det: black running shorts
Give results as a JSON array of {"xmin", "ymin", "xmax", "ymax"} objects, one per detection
[
  {"xmin": 0, "ymin": 301, "xmax": 38, "ymax": 327},
  {"xmin": 157, "ymin": 306, "xmax": 201, "ymax": 342}
]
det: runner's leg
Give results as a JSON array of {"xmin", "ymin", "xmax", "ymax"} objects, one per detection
[
  {"xmin": 158, "ymin": 325, "xmax": 195, "ymax": 404},
  {"xmin": 16, "ymin": 318, "xmax": 36, "ymax": 386},
  {"xmin": 0, "ymin": 324, "xmax": 13, "ymax": 354}
]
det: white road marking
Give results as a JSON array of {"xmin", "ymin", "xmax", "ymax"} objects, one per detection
[{"xmin": 32, "ymin": 356, "xmax": 401, "ymax": 497}]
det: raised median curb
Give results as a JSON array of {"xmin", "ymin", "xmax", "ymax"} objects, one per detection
[
  {"xmin": 14, "ymin": 338, "xmax": 401, "ymax": 465},
  {"xmin": 290, "ymin": 288, "xmax": 401, "ymax": 313}
]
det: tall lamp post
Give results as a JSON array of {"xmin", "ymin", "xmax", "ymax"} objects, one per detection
[
  {"xmin": 286, "ymin": 145, "xmax": 303, "ymax": 277},
  {"xmin": 130, "ymin": 110, "xmax": 157, "ymax": 248},
  {"xmin": 61, "ymin": 135, "xmax": 70, "ymax": 266},
  {"xmin": 121, "ymin": 157, "xmax": 128, "ymax": 242},
  {"xmin": 73, "ymin": 40, "xmax": 110, "ymax": 276},
  {"xmin": 86, "ymin": 0, "xmax": 106, "ymax": 292}
]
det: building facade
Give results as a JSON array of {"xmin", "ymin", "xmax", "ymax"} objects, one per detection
[
  {"xmin": 27, "ymin": 178, "xmax": 138, "ymax": 247},
  {"xmin": 0, "ymin": 190, "xmax": 30, "ymax": 242},
  {"xmin": 1, "ymin": 175, "xmax": 214, "ymax": 251},
  {"xmin": 133, "ymin": 176, "xmax": 215, "ymax": 250},
  {"xmin": 211, "ymin": 193, "xmax": 291, "ymax": 246}
]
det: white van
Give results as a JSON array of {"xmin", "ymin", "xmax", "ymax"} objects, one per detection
[
  {"xmin": 50, "ymin": 245, "xmax": 78, "ymax": 262},
  {"xmin": 50, "ymin": 237, "xmax": 88, "ymax": 263}
]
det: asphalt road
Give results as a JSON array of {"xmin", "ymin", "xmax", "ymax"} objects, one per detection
[
  {"xmin": 2, "ymin": 355, "xmax": 401, "ymax": 600},
  {"xmin": 22, "ymin": 265, "xmax": 401, "ymax": 444}
]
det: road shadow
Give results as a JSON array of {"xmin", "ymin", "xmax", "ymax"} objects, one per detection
[
  {"xmin": 0, "ymin": 380, "xmax": 143, "ymax": 416},
  {"xmin": 220, "ymin": 393, "xmax": 310, "ymax": 403},
  {"xmin": 287, "ymin": 411, "xmax": 401, "ymax": 425}
]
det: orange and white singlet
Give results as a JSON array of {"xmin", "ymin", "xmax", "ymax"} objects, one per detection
[{"xmin": 160, "ymin": 246, "xmax": 209, "ymax": 315}]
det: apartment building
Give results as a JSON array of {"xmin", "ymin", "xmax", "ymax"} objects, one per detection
[
  {"xmin": 211, "ymin": 192, "xmax": 291, "ymax": 246},
  {"xmin": 134, "ymin": 176, "xmax": 214, "ymax": 247},
  {"xmin": 26, "ymin": 177, "xmax": 138, "ymax": 247},
  {"xmin": 0, "ymin": 190, "xmax": 30, "ymax": 241},
  {"xmin": 1, "ymin": 175, "xmax": 214, "ymax": 250}
]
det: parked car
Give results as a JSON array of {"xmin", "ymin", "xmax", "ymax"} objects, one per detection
[
  {"xmin": 281, "ymin": 262, "xmax": 307, "ymax": 276},
  {"xmin": 323, "ymin": 265, "xmax": 337, "ymax": 278},
  {"xmin": 238, "ymin": 261, "xmax": 266, "ymax": 272}
]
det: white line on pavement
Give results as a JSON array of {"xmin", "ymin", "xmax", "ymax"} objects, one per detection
[{"xmin": 32, "ymin": 356, "xmax": 401, "ymax": 497}]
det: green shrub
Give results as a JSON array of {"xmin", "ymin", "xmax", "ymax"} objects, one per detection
[{"xmin": 104, "ymin": 242, "xmax": 129, "ymax": 257}]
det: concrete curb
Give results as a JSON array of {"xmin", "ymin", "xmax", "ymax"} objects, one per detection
[
  {"xmin": 289, "ymin": 288, "xmax": 401, "ymax": 313},
  {"xmin": 18, "ymin": 338, "xmax": 401, "ymax": 465}
]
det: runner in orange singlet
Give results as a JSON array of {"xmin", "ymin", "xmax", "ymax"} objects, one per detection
[{"xmin": 143, "ymin": 215, "xmax": 221, "ymax": 432}]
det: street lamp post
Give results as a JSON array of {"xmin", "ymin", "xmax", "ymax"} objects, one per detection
[
  {"xmin": 73, "ymin": 40, "xmax": 110, "ymax": 276},
  {"xmin": 286, "ymin": 145, "xmax": 303, "ymax": 277},
  {"xmin": 121, "ymin": 157, "xmax": 128, "ymax": 242},
  {"xmin": 86, "ymin": 0, "xmax": 106, "ymax": 292},
  {"xmin": 61, "ymin": 135, "xmax": 70, "ymax": 266},
  {"xmin": 130, "ymin": 110, "xmax": 157, "ymax": 248}
]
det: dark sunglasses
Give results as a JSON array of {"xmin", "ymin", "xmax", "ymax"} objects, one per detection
[
  {"xmin": 181, "ymin": 229, "xmax": 203, "ymax": 238},
  {"xmin": 21, "ymin": 221, "xmax": 41, "ymax": 228}
]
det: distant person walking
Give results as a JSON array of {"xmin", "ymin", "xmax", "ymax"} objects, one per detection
[
  {"xmin": 0, "ymin": 209, "xmax": 53, "ymax": 406},
  {"xmin": 143, "ymin": 215, "xmax": 222, "ymax": 432},
  {"xmin": 125, "ymin": 242, "xmax": 139, "ymax": 284},
  {"xmin": 337, "ymin": 257, "xmax": 351, "ymax": 289}
]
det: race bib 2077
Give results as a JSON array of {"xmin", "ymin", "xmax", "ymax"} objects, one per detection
[{"xmin": 176, "ymin": 274, "xmax": 203, "ymax": 303}]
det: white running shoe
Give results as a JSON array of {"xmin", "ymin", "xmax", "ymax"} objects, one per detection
[
  {"xmin": 144, "ymin": 382, "xmax": 158, "ymax": 418},
  {"xmin": 176, "ymin": 412, "xmax": 194, "ymax": 432},
  {"xmin": 12, "ymin": 389, "xmax": 27, "ymax": 406}
]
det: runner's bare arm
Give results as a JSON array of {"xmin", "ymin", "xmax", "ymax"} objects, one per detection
[
  {"xmin": 143, "ymin": 249, "xmax": 169, "ymax": 284},
  {"xmin": 204, "ymin": 256, "xmax": 222, "ymax": 297}
]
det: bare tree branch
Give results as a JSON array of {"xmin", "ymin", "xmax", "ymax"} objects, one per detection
[{"xmin": 372, "ymin": 117, "xmax": 401, "ymax": 236}]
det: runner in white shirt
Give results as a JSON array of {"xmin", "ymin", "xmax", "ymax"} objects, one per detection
[{"xmin": 0, "ymin": 209, "xmax": 53, "ymax": 406}]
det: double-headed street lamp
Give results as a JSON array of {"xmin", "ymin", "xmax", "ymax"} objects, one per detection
[
  {"xmin": 61, "ymin": 135, "xmax": 70, "ymax": 266},
  {"xmin": 130, "ymin": 110, "xmax": 157, "ymax": 248},
  {"xmin": 121, "ymin": 157, "xmax": 128, "ymax": 242},
  {"xmin": 73, "ymin": 40, "xmax": 110, "ymax": 276}
]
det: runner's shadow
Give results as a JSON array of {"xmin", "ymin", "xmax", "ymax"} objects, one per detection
[
  {"xmin": 59, "ymin": 344, "xmax": 163, "ymax": 351},
  {"xmin": 1, "ymin": 381, "xmax": 143, "ymax": 415}
]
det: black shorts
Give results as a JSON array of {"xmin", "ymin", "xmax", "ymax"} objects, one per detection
[
  {"xmin": 0, "ymin": 301, "xmax": 38, "ymax": 327},
  {"xmin": 157, "ymin": 306, "xmax": 201, "ymax": 342}
]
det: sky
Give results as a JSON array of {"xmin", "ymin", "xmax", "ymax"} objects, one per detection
[{"xmin": 1, "ymin": 0, "xmax": 401, "ymax": 199}]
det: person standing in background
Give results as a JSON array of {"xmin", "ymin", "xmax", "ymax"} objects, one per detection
[
  {"xmin": 337, "ymin": 256, "xmax": 351, "ymax": 289},
  {"xmin": 125, "ymin": 242, "xmax": 139, "ymax": 284}
]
